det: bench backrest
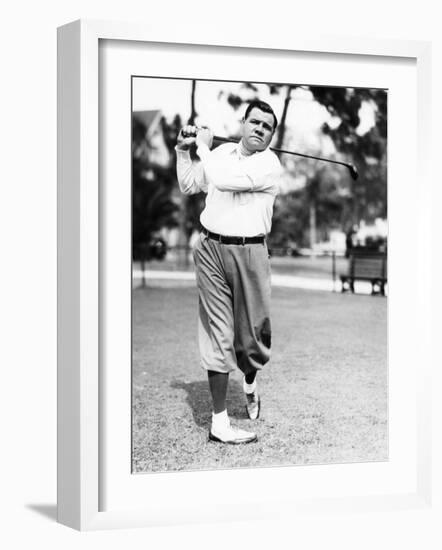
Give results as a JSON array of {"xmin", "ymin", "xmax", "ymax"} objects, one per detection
[{"xmin": 350, "ymin": 251, "xmax": 387, "ymax": 279}]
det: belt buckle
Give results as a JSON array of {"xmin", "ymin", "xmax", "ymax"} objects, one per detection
[{"xmin": 241, "ymin": 236, "xmax": 246, "ymax": 246}]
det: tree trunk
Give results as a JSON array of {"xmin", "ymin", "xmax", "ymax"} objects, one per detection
[
  {"xmin": 275, "ymin": 85, "xmax": 294, "ymax": 150},
  {"xmin": 309, "ymin": 202, "xmax": 317, "ymax": 252},
  {"xmin": 189, "ymin": 80, "xmax": 197, "ymax": 125}
]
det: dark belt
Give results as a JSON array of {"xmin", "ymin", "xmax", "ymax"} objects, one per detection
[{"xmin": 202, "ymin": 227, "xmax": 265, "ymax": 245}]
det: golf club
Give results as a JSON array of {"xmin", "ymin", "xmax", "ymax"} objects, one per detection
[
  {"xmin": 213, "ymin": 135, "xmax": 359, "ymax": 180},
  {"xmin": 180, "ymin": 128, "xmax": 358, "ymax": 180}
]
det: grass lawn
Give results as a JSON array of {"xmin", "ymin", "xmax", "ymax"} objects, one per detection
[{"xmin": 132, "ymin": 285, "xmax": 387, "ymax": 473}]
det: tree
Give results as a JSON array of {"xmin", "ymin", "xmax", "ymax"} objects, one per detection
[
  {"xmin": 189, "ymin": 79, "xmax": 197, "ymax": 125},
  {"xmin": 270, "ymin": 158, "xmax": 350, "ymax": 250},
  {"xmin": 132, "ymin": 116, "xmax": 179, "ymax": 261},
  {"xmin": 167, "ymin": 80, "xmax": 387, "ymax": 252},
  {"xmin": 171, "ymin": 80, "xmax": 207, "ymax": 265},
  {"xmin": 269, "ymin": 85, "xmax": 387, "ymax": 247},
  {"xmin": 309, "ymin": 86, "xmax": 387, "ymax": 225},
  {"xmin": 271, "ymin": 84, "xmax": 299, "ymax": 150}
]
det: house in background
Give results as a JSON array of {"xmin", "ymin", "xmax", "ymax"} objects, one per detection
[
  {"xmin": 133, "ymin": 110, "xmax": 171, "ymax": 169},
  {"xmin": 132, "ymin": 109, "xmax": 184, "ymax": 260}
]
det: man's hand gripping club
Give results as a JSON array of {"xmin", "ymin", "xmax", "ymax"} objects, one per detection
[{"xmin": 177, "ymin": 125, "xmax": 213, "ymax": 151}]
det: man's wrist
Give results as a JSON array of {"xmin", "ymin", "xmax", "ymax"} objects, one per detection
[
  {"xmin": 196, "ymin": 142, "xmax": 211, "ymax": 160},
  {"xmin": 175, "ymin": 145, "xmax": 191, "ymax": 155}
]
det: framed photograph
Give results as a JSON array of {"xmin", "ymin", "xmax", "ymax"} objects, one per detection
[
  {"xmin": 57, "ymin": 19, "xmax": 433, "ymax": 530},
  {"xmin": 130, "ymin": 75, "xmax": 389, "ymax": 475}
]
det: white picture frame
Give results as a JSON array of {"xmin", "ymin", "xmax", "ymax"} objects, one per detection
[{"xmin": 57, "ymin": 19, "xmax": 433, "ymax": 531}]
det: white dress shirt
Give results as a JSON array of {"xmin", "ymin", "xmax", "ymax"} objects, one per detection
[{"xmin": 175, "ymin": 141, "xmax": 282, "ymax": 236}]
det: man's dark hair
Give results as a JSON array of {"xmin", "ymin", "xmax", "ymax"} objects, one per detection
[{"xmin": 244, "ymin": 100, "xmax": 278, "ymax": 131}]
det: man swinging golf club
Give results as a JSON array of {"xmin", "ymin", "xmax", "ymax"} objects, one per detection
[{"xmin": 175, "ymin": 100, "xmax": 282, "ymax": 444}]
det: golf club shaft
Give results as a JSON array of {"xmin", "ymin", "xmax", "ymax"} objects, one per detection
[{"xmin": 213, "ymin": 135, "xmax": 358, "ymax": 179}]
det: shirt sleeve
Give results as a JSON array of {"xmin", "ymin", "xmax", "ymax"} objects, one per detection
[
  {"xmin": 175, "ymin": 147, "xmax": 208, "ymax": 195},
  {"xmin": 196, "ymin": 143, "xmax": 282, "ymax": 194}
]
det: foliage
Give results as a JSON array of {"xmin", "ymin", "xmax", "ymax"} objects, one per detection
[
  {"xmin": 218, "ymin": 83, "xmax": 387, "ymax": 235},
  {"xmin": 179, "ymin": 80, "xmax": 207, "ymax": 241},
  {"xmin": 134, "ymin": 80, "xmax": 387, "ymax": 253},
  {"xmin": 132, "ymin": 116, "xmax": 179, "ymax": 260},
  {"xmin": 268, "ymin": 85, "xmax": 387, "ymax": 247},
  {"xmin": 270, "ymin": 161, "xmax": 349, "ymax": 249},
  {"xmin": 309, "ymin": 86, "xmax": 387, "ymax": 224},
  {"xmin": 269, "ymin": 192, "xmax": 306, "ymax": 249}
]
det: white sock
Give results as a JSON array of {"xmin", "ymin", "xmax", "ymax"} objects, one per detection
[
  {"xmin": 243, "ymin": 378, "xmax": 257, "ymax": 394},
  {"xmin": 212, "ymin": 409, "xmax": 229, "ymax": 431}
]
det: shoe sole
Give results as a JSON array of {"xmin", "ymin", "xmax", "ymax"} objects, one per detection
[
  {"xmin": 208, "ymin": 432, "xmax": 258, "ymax": 445},
  {"xmin": 245, "ymin": 396, "xmax": 261, "ymax": 420}
]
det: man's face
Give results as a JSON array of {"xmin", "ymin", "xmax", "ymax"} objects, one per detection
[{"xmin": 241, "ymin": 107, "xmax": 275, "ymax": 152}]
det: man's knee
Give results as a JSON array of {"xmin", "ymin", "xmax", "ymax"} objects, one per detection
[{"xmin": 259, "ymin": 317, "xmax": 272, "ymax": 349}]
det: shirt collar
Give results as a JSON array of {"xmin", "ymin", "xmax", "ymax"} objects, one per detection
[{"xmin": 232, "ymin": 139, "xmax": 260, "ymax": 158}]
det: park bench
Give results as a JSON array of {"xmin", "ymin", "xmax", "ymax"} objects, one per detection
[{"xmin": 340, "ymin": 249, "xmax": 387, "ymax": 295}]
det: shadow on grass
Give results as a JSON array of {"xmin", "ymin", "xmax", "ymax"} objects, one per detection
[{"xmin": 171, "ymin": 377, "xmax": 248, "ymax": 428}]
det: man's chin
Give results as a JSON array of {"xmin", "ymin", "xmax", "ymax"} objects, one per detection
[{"xmin": 246, "ymin": 139, "xmax": 266, "ymax": 152}]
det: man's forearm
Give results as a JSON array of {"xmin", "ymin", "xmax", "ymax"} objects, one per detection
[
  {"xmin": 196, "ymin": 144, "xmax": 278, "ymax": 194},
  {"xmin": 175, "ymin": 148, "xmax": 205, "ymax": 195},
  {"xmin": 196, "ymin": 144, "xmax": 255, "ymax": 192}
]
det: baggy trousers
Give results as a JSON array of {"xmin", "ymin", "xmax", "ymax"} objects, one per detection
[{"xmin": 193, "ymin": 232, "xmax": 272, "ymax": 375}]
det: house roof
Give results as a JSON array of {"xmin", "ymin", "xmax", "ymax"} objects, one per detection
[{"xmin": 133, "ymin": 110, "xmax": 162, "ymax": 137}]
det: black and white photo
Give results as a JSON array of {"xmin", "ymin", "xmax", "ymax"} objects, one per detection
[{"xmin": 131, "ymin": 76, "xmax": 388, "ymax": 473}]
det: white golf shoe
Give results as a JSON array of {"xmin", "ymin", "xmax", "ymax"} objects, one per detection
[
  {"xmin": 209, "ymin": 423, "xmax": 257, "ymax": 444},
  {"xmin": 243, "ymin": 378, "xmax": 261, "ymax": 420}
]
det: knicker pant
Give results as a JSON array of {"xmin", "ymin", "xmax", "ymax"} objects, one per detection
[{"xmin": 193, "ymin": 232, "xmax": 272, "ymax": 375}]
